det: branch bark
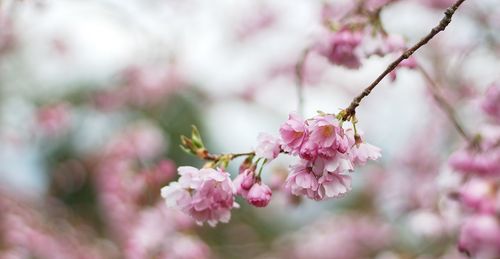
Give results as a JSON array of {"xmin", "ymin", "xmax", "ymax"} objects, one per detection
[{"xmin": 341, "ymin": 0, "xmax": 467, "ymax": 121}]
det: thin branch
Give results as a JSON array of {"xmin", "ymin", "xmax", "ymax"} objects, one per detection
[
  {"xmin": 417, "ymin": 65, "xmax": 472, "ymax": 142},
  {"xmin": 198, "ymin": 150, "xmax": 255, "ymax": 162},
  {"xmin": 295, "ymin": 49, "xmax": 310, "ymax": 116},
  {"xmin": 341, "ymin": 0, "xmax": 467, "ymax": 121}
]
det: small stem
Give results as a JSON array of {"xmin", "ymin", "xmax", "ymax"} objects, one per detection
[
  {"xmin": 351, "ymin": 117, "xmax": 358, "ymax": 137},
  {"xmin": 341, "ymin": 0, "xmax": 467, "ymax": 121},
  {"xmin": 417, "ymin": 65, "xmax": 472, "ymax": 142},
  {"xmin": 256, "ymin": 159, "xmax": 268, "ymax": 178},
  {"xmin": 230, "ymin": 152, "xmax": 256, "ymax": 159},
  {"xmin": 295, "ymin": 49, "xmax": 310, "ymax": 116}
]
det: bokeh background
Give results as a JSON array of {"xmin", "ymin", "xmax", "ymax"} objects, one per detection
[{"xmin": 0, "ymin": 0, "xmax": 499, "ymax": 258}]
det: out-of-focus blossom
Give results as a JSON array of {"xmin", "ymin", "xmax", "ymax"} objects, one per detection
[
  {"xmin": 279, "ymin": 215, "xmax": 393, "ymax": 259},
  {"xmin": 449, "ymin": 145, "xmax": 500, "ymax": 176},
  {"xmin": 449, "ymin": 125, "xmax": 500, "ymax": 176},
  {"xmin": 93, "ymin": 64, "xmax": 182, "ymax": 110},
  {"xmin": 318, "ymin": 29, "xmax": 364, "ymax": 69},
  {"xmin": 406, "ymin": 210, "xmax": 447, "ymax": 238},
  {"xmin": 104, "ymin": 122, "xmax": 166, "ymax": 161},
  {"xmin": 421, "ymin": 0, "xmax": 457, "ymax": 9},
  {"xmin": 0, "ymin": 12, "xmax": 15, "ymax": 54},
  {"xmin": 0, "ymin": 194, "xmax": 113, "ymax": 259},
  {"xmin": 161, "ymin": 166, "xmax": 237, "ymax": 226},
  {"xmin": 35, "ymin": 103, "xmax": 71, "ymax": 136},
  {"xmin": 458, "ymin": 214, "xmax": 500, "ymax": 257},
  {"xmin": 124, "ymin": 203, "xmax": 210, "ymax": 259},
  {"xmin": 459, "ymin": 178, "xmax": 497, "ymax": 213},
  {"xmin": 481, "ymin": 83, "xmax": 500, "ymax": 122},
  {"xmin": 389, "ymin": 56, "xmax": 418, "ymax": 81},
  {"xmin": 235, "ymin": 7, "xmax": 275, "ymax": 41},
  {"xmin": 365, "ymin": 34, "xmax": 406, "ymax": 57},
  {"xmin": 363, "ymin": 0, "xmax": 395, "ymax": 12}
]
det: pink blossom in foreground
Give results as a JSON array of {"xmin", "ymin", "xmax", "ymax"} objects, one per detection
[
  {"xmin": 481, "ymin": 83, "xmax": 500, "ymax": 121},
  {"xmin": 346, "ymin": 130, "xmax": 382, "ymax": 166},
  {"xmin": 279, "ymin": 113, "xmax": 307, "ymax": 154},
  {"xmin": 247, "ymin": 181, "xmax": 272, "ymax": 207},
  {"xmin": 161, "ymin": 166, "xmax": 237, "ymax": 227},
  {"xmin": 255, "ymin": 132, "xmax": 281, "ymax": 160},
  {"xmin": 284, "ymin": 158, "xmax": 352, "ymax": 201},
  {"xmin": 278, "ymin": 113, "xmax": 379, "ymax": 201},
  {"xmin": 306, "ymin": 114, "xmax": 346, "ymax": 158}
]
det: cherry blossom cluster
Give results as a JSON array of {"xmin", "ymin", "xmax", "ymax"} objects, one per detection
[
  {"xmin": 161, "ymin": 112, "xmax": 381, "ymax": 226},
  {"xmin": 447, "ymin": 83, "xmax": 500, "ymax": 257},
  {"xmin": 280, "ymin": 113, "xmax": 381, "ymax": 201},
  {"xmin": 315, "ymin": 0, "xmax": 417, "ymax": 78}
]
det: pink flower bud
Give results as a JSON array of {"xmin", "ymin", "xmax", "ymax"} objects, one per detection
[
  {"xmin": 246, "ymin": 182, "xmax": 272, "ymax": 207},
  {"xmin": 233, "ymin": 169, "xmax": 256, "ymax": 198}
]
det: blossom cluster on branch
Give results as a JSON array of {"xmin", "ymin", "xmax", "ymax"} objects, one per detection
[{"xmin": 161, "ymin": 112, "xmax": 381, "ymax": 226}]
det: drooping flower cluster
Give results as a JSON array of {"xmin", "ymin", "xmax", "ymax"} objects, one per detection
[
  {"xmin": 449, "ymin": 127, "xmax": 500, "ymax": 176},
  {"xmin": 446, "ymin": 87, "xmax": 500, "ymax": 257},
  {"xmin": 280, "ymin": 113, "xmax": 381, "ymax": 201},
  {"xmin": 481, "ymin": 83, "xmax": 500, "ymax": 122}
]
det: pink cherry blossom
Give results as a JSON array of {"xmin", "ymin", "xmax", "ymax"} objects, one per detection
[
  {"xmin": 349, "ymin": 140, "xmax": 382, "ymax": 166},
  {"xmin": 306, "ymin": 114, "xmax": 345, "ymax": 158},
  {"xmin": 285, "ymin": 158, "xmax": 352, "ymax": 201},
  {"xmin": 284, "ymin": 159, "xmax": 320, "ymax": 200},
  {"xmin": 161, "ymin": 166, "xmax": 237, "ymax": 227},
  {"xmin": 279, "ymin": 113, "xmax": 307, "ymax": 154},
  {"xmin": 247, "ymin": 182, "xmax": 272, "ymax": 207},
  {"xmin": 255, "ymin": 133, "xmax": 281, "ymax": 160}
]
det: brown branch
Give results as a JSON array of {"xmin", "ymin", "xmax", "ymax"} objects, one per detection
[
  {"xmin": 198, "ymin": 150, "xmax": 255, "ymax": 162},
  {"xmin": 341, "ymin": 0, "xmax": 467, "ymax": 121},
  {"xmin": 417, "ymin": 65, "xmax": 472, "ymax": 142}
]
